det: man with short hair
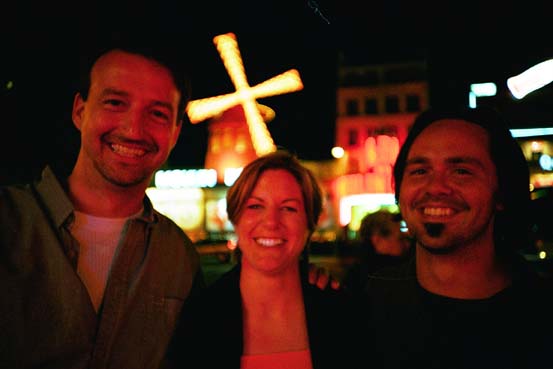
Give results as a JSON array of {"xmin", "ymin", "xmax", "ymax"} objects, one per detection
[{"xmin": 0, "ymin": 34, "xmax": 203, "ymax": 369}]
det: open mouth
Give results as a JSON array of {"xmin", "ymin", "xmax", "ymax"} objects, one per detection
[
  {"xmin": 422, "ymin": 207, "xmax": 455, "ymax": 217},
  {"xmin": 110, "ymin": 143, "xmax": 147, "ymax": 158},
  {"xmin": 255, "ymin": 238, "xmax": 285, "ymax": 247}
]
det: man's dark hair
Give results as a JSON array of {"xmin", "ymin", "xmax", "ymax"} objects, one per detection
[
  {"xmin": 77, "ymin": 30, "xmax": 192, "ymax": 124},
  {"xmin": 393, "ymin": 106, "xmax": 531, "ymax": 256}
]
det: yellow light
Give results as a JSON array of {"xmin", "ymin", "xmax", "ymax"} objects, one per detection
[
  {"xmin": 539, "ymin": 251, "xmax": 547, "ymax": 259},
  {"xmin": 186, "ymin": 32, "xmax": 303, "ymax": 156}
]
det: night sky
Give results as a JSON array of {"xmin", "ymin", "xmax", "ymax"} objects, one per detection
[{"xmin": 2, "ymin": 0, "xmax": 553, "ymax": 184}]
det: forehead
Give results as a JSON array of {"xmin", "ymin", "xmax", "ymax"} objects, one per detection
[
  {"xmin": 91, "ymin": 50, "xmax": 179, "ymax": 97},
  {"xmin": 408, "ymin": 119, "xmax": 492, "ymax": 161},
  {"xmin": 253, "ymin": 169, "xmax": 302, "ymax": 196}
]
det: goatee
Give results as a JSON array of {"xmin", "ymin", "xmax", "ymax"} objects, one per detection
[
  {"xmin": 420, "ymin": 222, "xmax": 459, "ymax": 255},
  {"xmin": 424, "ymin": 222, "xmax": 445, "ymax": 237}
]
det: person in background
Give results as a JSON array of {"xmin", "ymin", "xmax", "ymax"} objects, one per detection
[
  {"xmin": 0, "ymin": 32, "xmax": 204, "ymax": 369},
  {"xmin": 364, "ymin": 106, "xmax": 553, "ymax": 369},
  {"xmin": 342, "ymin": 209, "xmax": 412, "ymax": 294},
  {"xmin": 166, "ymin": 150, "xmax": 365, "ymax": 369}
]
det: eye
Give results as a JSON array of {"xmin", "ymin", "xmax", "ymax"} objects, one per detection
[
  {"xmin": 246, "ymin": 203, "xmax": 263, "ymax": 210},
  {"xmin": 407, "ymin": 167, "xmax": 427, "ymax": 176},
  {"xmin": 151, "ymin": 109, "xmax": 171, "ymax": 124},
  {"xmin": 282, "ymin": 206, "xmax": 299, "ymax": 213},
  {"xmin": 104, "ymin": 98, "xmax": 125, "ymax": 108},
  {"xmin": 152, "ymin": 109, "xmax": 169, "ymax": 120},
  {"xmin": 453, "ymin": 167, "xmax": 472, "ymax": 175}
]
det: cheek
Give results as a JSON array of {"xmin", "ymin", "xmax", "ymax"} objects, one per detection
[
  {"xmin": 153, "ymin": 130, "xmax": 179, "ymax": 151},
  {"xmin": 398, "ymin": 191, "xmax": 411, "ymax": 211},
  {"xmin": 234, "ymin": 217, "xmax": 255, "ymax": 237},
  {"xmin": 291, "ymin": 220, "xmax": 310, "ymax": 242}
]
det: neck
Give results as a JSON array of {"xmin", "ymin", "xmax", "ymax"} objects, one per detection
[
  {"xmin": 239, "ymin": 261, "xmax": 309, "ymax": 355},
  {"xmin": 68, "ymin": 167, "xmax": 146, "ymax": 218},
  {"xmin": 240, "ymin": 261, "xmax": 303, "ymax": 304},
  {"xmin": 416, "ymin": 240, "xmax": 511, "ymax": 299}
]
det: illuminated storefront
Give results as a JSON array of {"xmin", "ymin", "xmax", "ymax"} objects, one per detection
[{"xmin": 514, "ymin": 133, "xmax": 553, "ymax": 191}]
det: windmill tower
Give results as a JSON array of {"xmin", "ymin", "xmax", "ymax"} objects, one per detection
[{"xmin": 186, "ymin": 33, "xmax": 304, "ymax": 183}]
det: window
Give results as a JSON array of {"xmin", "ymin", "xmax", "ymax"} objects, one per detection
[
  {"xmin": 364, "ymin": 98, "xmax": 378, "ymax": 114},
  {"xmin": 374, "ymin": 126, "xmax": 397, "ymax": 137},
  {"xmin": 346, "ymin": 99, "xmax": 359, "ymax": 115},
  {"xmin": 348, "ymin": 129, "xmax": 358, "ymax": 146},
  {"xmin": 385, "ymin": 96, "xmax": 400, "ymax": 113},
  {"xmin": 406, "ymin": 94, "xmax": 421, "ymax": 112}
]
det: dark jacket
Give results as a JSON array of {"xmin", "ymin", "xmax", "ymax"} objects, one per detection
[{"xmin": 167, "ymin": 262, "xmax": 367, "ymax": 369}]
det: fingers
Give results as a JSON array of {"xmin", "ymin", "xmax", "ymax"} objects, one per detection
[
  {"xmin": 316, "ymin": 271, "xmax": 330, "ymax": 290},
  {"xmin": 308, "ymin": 263, "xmax": 340, "ymax": 290},
  {"xmin": 308, "ymin": 263, "xmax": 318, "ymax": 285}
]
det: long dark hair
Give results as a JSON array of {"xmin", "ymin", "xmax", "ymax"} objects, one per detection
[{"xmin": 393, "ymin": 106, "xmax": 531, "ymax": 257}]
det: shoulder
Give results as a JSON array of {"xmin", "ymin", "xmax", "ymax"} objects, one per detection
[
  {"xmin": 366, "ymin": 257, "xmax": 416, "ymax": 286},
  {"xmin": 184, "ymin": 265, "xmax": 241, "ymax": 313},
  {"xmin": 304, "ymin": 281, "xmax": 365, "ymax": 320},
  {"xmin": 149, "ymin": 209, "xmax": 198, "ymax": 254},
  {"xmin": 0, "ymin": 181, "xmax": 37, "ymax": 212},
  {"xmin": 365, "ymin": 258, "xmax": 419, "ymax": 304}
]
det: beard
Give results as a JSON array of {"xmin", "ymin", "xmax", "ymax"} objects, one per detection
[
  {"xmin": 95, "ymin": 160, "xmax": 151, "ymax": 188},
  {"xmin": 417, "ymin": 222, "xmax": 464, "ymax": 255}
]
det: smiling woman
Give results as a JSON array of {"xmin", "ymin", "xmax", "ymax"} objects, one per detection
[{"xmin": 166, "ymin": 149, "xmax": 367, "ymax": 369}]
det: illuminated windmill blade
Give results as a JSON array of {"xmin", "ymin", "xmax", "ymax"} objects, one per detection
[
  {"xmin": 214, "ymin": 33, "xmax": 250, "ymax": 90},
  {"xmin": 186, "ymin": 93, "xmax": 242, "ymax": 123},
  {"xmin": 188, "ymin": 69, "xmax": 303, "ymax": 123},
  {"xmin": 189, "ymin": 31, "xmax": 304, "ymax": 157},
  {"xmin": 249, "ymin": 69, "xmax": 303, "ymax": 99},
  {"xmin": 242, "ymin": 100, "xmax": 276, "ymax": 155}
]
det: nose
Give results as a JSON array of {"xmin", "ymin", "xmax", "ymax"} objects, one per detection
[
  {"xmin": 426, "ymin": 172, "xmax": 453, "ymax": 195},
  {"xmin": 121, "ymin": 109, "xmax": 145, "ymax": 138},
  {"xmin": 263, "ymin": 207, "xmax": 281, "ymax": 229}
]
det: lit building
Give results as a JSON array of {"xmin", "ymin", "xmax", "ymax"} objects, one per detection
[
  {"xmin": 147, "ymin": 61, "xmax": 430, "ymax": 244},
  {"xmin": 324, "ymin": 61, "xmax": 429, "ymax": 237}
]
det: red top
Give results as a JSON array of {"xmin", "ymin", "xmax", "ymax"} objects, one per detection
[{"xmin": 240, "ymin": 349, "xmax": 313, "ymax": 369}]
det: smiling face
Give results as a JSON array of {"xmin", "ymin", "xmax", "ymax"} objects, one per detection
[
  {"xmin": 71, "ymin": 50, "xmax": 182, "ymax": 189},
  {"xmin": 399, "ymin": 119, "xmax": 501, "ymax": 254},
  {"xmin": 235, "ymin": 169, "xmax": 310, "ymax": 275}
]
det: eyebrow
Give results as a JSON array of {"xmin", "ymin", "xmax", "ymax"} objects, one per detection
[
  {"xmin": 406, "ymin": 156, "xmax": 487, "ymax": 169},
  {"xmin": 248, "ymin": 196, "xmax": 303, "ymax": 204},
  {"xmin": 100, "ymin": 88, "xmax": 128, "ymax": 98}
]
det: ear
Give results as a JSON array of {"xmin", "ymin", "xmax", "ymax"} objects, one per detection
[
  {"xmin": 72, "ymin": 93, "xmax": 85, "ymax": 130},
  {"xmin": 169, "ymin": 120, "xmax": 183, "ymax": 150}
]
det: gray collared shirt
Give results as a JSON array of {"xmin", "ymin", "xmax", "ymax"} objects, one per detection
[{"xmin": 0, "ymin": 166, "xmax": 203, "ymax": 369}]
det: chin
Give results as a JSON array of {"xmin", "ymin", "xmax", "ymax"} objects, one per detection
[{"xmin": 419, "ymin": 241, "xmax": 461, "ymax": 255}]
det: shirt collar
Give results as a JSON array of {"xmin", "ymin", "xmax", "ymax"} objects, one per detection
[{"xmin": 34, "ymin": 166, "xmax": 159, "ymax": 227}]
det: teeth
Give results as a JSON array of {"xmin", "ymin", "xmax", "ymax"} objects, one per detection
[
  {"xmin": 111, "ymin": 144, "xmax": 146, "ymax": 157},
  {"xmin": 423, "ymin": 207, "xmax": 453, "ymax": 216},
  {"xmin": 256, "ymin": 238, "xmax": 284, "ymax": 247}
]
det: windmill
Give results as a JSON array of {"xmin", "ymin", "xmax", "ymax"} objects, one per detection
[{"xmin": 186, "ymin": 33, "xmax": 304, "ymax": 183}]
